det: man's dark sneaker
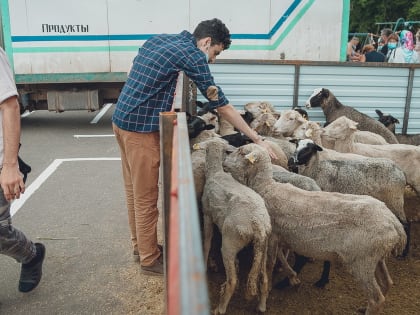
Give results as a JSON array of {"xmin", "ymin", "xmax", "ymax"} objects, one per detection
[
  {"xmin": 19, "ymin": 243, "xmax": 46, "ymax": 292},
  {"xmin": 133, "ymin": 244, "xmax": 163, "ymax": 263},
  {"xmin": 140, "ymin": 253, "xmax": 163, "ymax": 276}
]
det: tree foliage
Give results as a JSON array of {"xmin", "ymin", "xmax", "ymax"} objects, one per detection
[{"xmin": 350, "ymin": 0, "xmax": 420, "ymax": 35}]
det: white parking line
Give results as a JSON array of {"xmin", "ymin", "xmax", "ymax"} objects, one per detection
[
  {"xmin": 90, "ymin": 103, "xmax": 113, "ymax": 124},
  {"xmin": 74, "ymin": 134, "xmax": 115, "ymax": 138},
  {"xmin": 11, "ymin": 157, "xmax": 121, "ymax": 217}
]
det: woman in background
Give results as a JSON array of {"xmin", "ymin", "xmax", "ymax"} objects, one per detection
[{"xmin": 388, "ymin": 30, "xmax": 419, "ymax": 64}]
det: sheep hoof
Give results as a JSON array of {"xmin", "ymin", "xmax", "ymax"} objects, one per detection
[
  {"xmin": 357, "ymin": 306, "xmax": 366, "ymax": 314},
  {"xmin": 314, "ymin": 278, "xmax": 329, "ymax": 288},
  {"xmin": 212, "ymin": 308, "xmax": 222, "ymax": 315},
  {"xmin": 289, "ymin": 276, "xmax": 301, "ymax": 286},
  {"xmin": 274, "ymin": 277, "xmax": 290, "ymax": 290}
]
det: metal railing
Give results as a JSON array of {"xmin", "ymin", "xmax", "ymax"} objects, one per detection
[{"xmin": 160, "ymin": 73, "xmax": 210, "ymax": 315}]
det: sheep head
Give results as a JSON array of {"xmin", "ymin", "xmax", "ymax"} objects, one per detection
[
  {"xmin": 273, "ymin": 109, "xmax": 306, "ymax": 136},
  {"xmin": 223, "ymin": 143, "xmax": 272, "ymax": 187},
  {"xmin": 305, "ymin": 88, "xmax": 331, "ymax": 109},
  {"xmin": 322, "ymin": 116, "xmax": 358, "ymax": 140},
  {"xmin": 244, "ymin": 101, "xmax": 277, "ymax": 118},
  {"xmin": 293, "ymin": 107, "xmax": 309, "ymax": 120},
  {"xmin": 375, "ymin": 109, "xmax": 400, "ymax": 133},
  {"xmin": 288, "ymin": 139, "xmax": 323, "ymax": 172},
  {"xmin": 250, "ymin": 112, "xmax": 278, "ymax": 136}
]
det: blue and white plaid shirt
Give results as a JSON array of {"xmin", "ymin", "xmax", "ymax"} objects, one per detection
[{"xmin": 112, "ymin": 30, "xmax": 229, "ymax": 132}]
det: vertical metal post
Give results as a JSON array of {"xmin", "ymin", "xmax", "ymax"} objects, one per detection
[
  {"xmin": 402, "ymin": 67, "xmax": 414, "ymax": 135},
  {"xmin": 173, "ymin": 72, "xmax": 184, "ymax": 112},
  {"xmin": 293, "ymin": 64, "xmax": 300, "ymax": 108},
  {"xmin": 159, "ymin": 111, "xmax": 177, "ymax": 314},
  {"xmin": 182, "ymin": 74, "xmax": 197, "ymax": 114}
]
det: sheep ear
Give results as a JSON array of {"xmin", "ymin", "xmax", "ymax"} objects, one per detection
[
  {"xmin": 205, "ymin": 125, "xmax": 215, "ymax": 130},
  {"xmin": 321, "ymin": 88, "xmax": 329, "ymax": 98},
  {"xmin": 245, "ymin": 152, "xmax": 257, "ymax": 164},
  {"xmin": 225, "ymin": 145, "xmax": 236, "ymax": 154},
  {"xmin": 289, "ymin": 138, "xmax": 299, "ymax": 145},
  {"xmin": 305, "ymin": 128, "xmax": 313, "ymax": 138},
  {"xmin": 297, "ymin": 116, "xmax": 306, "ymax": 123},
  {"xmin": 349, "ymin": 121, "xmax": 359, "ymax": 130},
  {"xmin": 375, "ymin": 109, "xmax": 383, "ymax": 117},
  {"xmin": 315, "ymin": 144, "xmax": 323, "ymax": 151}
]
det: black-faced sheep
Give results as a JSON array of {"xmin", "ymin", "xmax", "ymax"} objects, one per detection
[
  {"xmin": 223, "ymin": 143, "xmax": 406, "ymax": 315},
  {"xmin": 375, "ymin": 109, "xmax": 399, "ymax": 134},
  {"xmin": 305, "ymin": 88, "xmax": 399, "ymax": 144},
  {"xmin": 375, "ymin": 109, "xmax": 420, "ymax": 146}
]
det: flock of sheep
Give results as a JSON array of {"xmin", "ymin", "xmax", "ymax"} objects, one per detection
[{"xmin": 188, "ymin": 88, "xmax": 419, "ymax": 315}]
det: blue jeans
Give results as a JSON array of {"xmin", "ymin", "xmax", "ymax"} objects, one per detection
[{"xmin": 0, "ymin": 188, "xmax": 36, "ymax": 263}]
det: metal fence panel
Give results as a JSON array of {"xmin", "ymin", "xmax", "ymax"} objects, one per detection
[
  {"xmin": 198, "ymin": 62, "xmax": 420, "ymax": 134},
  {"xmin": 298, "ymin": 65, "xmax": 410, "ymax": 132},
  {"xmin": 408, "ymin": 71, "xmax": 420, "ymax": 133},
  {"xmin": 206, "ymin": 63, "xmax": 295, "ymax": 107}
]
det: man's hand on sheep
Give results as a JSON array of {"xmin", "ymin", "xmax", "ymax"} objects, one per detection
[{"xmin": 254, "ymin": 136, "xmax": 278, "ymax": 160}]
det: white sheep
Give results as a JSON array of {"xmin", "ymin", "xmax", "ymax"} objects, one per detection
[
  {"xmin": 305, "ymin": 88, "xmax": 399, "ymax": 144},
  {"xmin": 322, "ymin": 116, "xmax": 420, "ymax": 197},
  {"xmin": 190, "ymin": 129, "xmax": 221, "ymax": 147},
  {"xmin": 223, "ymin": 143, "xmax": 406, "ymax": 315},
  {"xmin": 250, "ymin": 112, "xmax": 278, "ymax": 136},
  {"xmin": 292, "ymin": 119, "xmax": 388, "ymax": 146},
  {"xmin": 201, "ymin": 138, "xmax": 272, "ymax": 314},
  {"xmin": 244, "ymin": 101, "xmax": 279, "ymax": 119},
  {"xmin": 272, "ymin": 165, "xmax": 321, "ymax": 192},
  {"xmin": 289, "ymin": 139, "xmax": 410, "ymax": 256},
  {"xmin": 272, "ymin": 109, "xmax": 306, "ymax": 137}
]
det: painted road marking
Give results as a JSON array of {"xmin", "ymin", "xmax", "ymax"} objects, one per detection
[
  {"xmin": 11, "ymin": 157, "xmax": 121, "ymax": 217},
  {"xmin": 90, "ymin": 103, "xmax": 113, "ymax": 124},
  {"xmin": 74, "ymin": 134, "xmax": 115, "ymax": 138}
]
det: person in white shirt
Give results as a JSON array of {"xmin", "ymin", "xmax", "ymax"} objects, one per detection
[{"xmin": 0, "ymin": 47, "xmax": 45, "ymax": 292}]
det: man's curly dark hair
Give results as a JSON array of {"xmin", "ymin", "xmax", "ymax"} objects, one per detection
[{"xmin": 193, "ymin": 18, "xmax": 231, "ymax": 50}]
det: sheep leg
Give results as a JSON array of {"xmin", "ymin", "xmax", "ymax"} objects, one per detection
[
  {"xmin": 246, "ymin": 239, "xmax": 264, "ymax": 299},
  {"xmin": 277, "ymin": 247, "xmax": 300, "ymax": 286},
  {"xmin": 216, "ymin": 242, "xmax": 239, "ymax": 315},
  {"xmin": 266, "ymin": 236, "xmax": 279, "ymax": 290},
  {"xmin": 257, "ymin": 241, "xmax": 269, "ymax": 313},
  {"xmin": 246, "ymin": 239, "xmax": 269, "ymax": 313},
  {"xmin": 375, "ymin": 259, "xmax": 393, "ymax": 296},
  {"xmin": 314, "ymin": 261, "xmax": 331, "ymax": 288},
  {"xmin": 274, "ymin": 253, "xmax": 309, "ymax": 289},
  {"xmin": 349, "ymin": 264, "xmax": 385, "ymax": 315},
  {"xmin": 202, "ymin": 214, "xmax": 214, "ymax": 270},
  {"xmin": 398, "ymin": 221, "xmax": 411, "ymax": 258}
]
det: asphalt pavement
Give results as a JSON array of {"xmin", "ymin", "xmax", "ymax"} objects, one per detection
[{"xmin": 0, "ymin": 106, "xmax": 164, "ymax": 314}]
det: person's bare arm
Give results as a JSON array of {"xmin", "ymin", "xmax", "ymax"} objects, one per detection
[
  {"xmin": 0, "ymin": 95, "xmax": 25, "ymax": 200},
  {"xmin": 216, "ymin": 104, "xmax": 277, "ymax": 159}
]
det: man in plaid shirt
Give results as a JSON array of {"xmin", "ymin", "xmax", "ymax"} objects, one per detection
[{"xmin": 112, "ymin": 18, "xmax": 274, "ymax": 276}]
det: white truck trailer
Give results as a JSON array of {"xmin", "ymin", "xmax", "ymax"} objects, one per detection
[{"xmin": 0, "ymin": 0, "xmax": 350, "ymax": 111}]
